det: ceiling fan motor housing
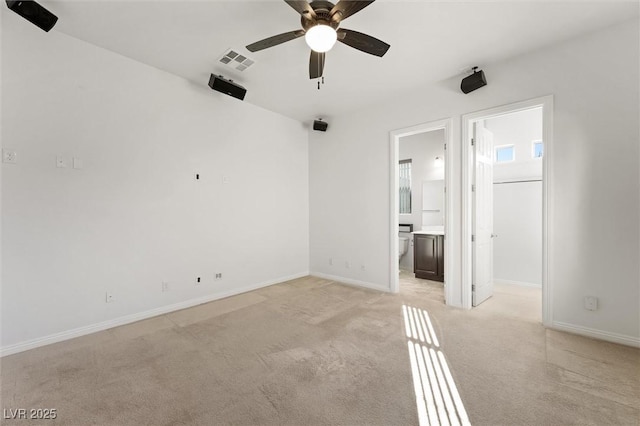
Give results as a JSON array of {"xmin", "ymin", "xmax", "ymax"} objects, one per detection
[{"xmin": 302, "ymin": 1, "xmax": 339, "ymax": 31}]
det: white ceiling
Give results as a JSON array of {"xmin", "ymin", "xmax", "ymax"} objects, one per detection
[{"xmin": 39, "ymin": 0, "xmax": 638, "ymax": 122}]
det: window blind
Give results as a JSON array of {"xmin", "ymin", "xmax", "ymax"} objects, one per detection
[{"xmin": 399, "ymin": 159, "xmax": 412, "ymax": 214}]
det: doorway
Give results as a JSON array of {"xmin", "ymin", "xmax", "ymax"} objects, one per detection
[
  {"xmin": 389, "ymin": 119, "xmax": 454, "ymax": 305},
  {"xmin": 462, "ymin": 96, "xmax": 553, "ymax": 326}
]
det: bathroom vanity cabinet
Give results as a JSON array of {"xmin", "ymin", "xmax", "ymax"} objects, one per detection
[{"xmin": 414, "ymin": 233, "xmax": 444, "ymax": 282}]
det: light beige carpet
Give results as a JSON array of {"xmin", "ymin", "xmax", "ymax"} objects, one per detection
[{"xmin": 1, "ymin": 273, "xmax": 638, "ymax": 425}]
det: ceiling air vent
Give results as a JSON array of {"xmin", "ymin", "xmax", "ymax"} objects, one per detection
[{"xmin": 219, "ymin": 49, "xmax": 255, "ymax": 72}]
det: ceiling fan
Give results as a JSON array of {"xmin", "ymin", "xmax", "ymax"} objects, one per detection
[{"xmin": 246, "ymin": 0, "xmax": 390, "ymax": 79}]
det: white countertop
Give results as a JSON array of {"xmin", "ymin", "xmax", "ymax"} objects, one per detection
[
  {"xmin": 412, "ymin": 230, "xmax": 445, "ymax": 235},
  {"xmin": 412, "ymin": 226, "xmax": 444, "ymax": 235}
]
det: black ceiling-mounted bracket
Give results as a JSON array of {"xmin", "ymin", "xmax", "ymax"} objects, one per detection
[
  {"xmin": 313, "ymin": 119, "xmax": 328, "ymax": 132},
  {"xmin": 461, "ymin": 66, "xmax": 487, "ymax": 94},
  {"xmin": 6, "ymin": 0, "xmax": 58, "ymax": 32}
]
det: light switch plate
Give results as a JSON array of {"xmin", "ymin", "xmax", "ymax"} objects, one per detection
[{"xmin": 73, "ymin": 157, "xmax": 83, "ymax": 169}]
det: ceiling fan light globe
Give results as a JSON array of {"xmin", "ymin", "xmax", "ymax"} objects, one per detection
[{"xmin": 305, "ymin": 24, "xmax": 337, "ymax": 53}]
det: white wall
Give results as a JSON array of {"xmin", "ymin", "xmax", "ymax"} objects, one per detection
[
  {"xmin": 485, "ymin": 108, "xmax": 543, "ymax": 182},
  {"xmin": 486, "ymin": 109, "xmax": 543, "ymax": 286},
  {"xmin": 1, "ymin": 15, "xmax": 309, "ymax": 353},
  {"xmin": 493, "ymin": 181, "xmax": 542, "ymax": 286},
  {"xmin": 309, "ymin": 19, "xmax": 639, "ymax": 344},
  {"xmin": 398, "ymin": 130, "xmax": 445, "ymax": 271}
]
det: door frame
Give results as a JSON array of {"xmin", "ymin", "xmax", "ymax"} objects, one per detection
[
  {"xmin": 389, "ymin": 118, "xmax": 454, "ymax": 304},
  {"xmin": 461, "ymin": 95, "xmax": 554, "ymax": 326}
]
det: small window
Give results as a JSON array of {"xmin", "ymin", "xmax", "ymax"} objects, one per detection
[
  {"xmin": 495, "ymin": 145, "xmax": 515, "ymax": 163},
  {"xmin": 533, "ymin": 141, "xmax": 543, "ymax": 158},
  {"xmin": 399, "ymin": 159, "xmax": 412, "ymax": 214}
]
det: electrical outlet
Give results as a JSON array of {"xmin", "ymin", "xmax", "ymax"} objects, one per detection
[
  {"xmin": 105, "ymin": 292, "xmax": 114, "ymax": 303},
  {"xmin": 2, "ymin": 149, "xmax": 17, "ymax": 164},
  {"xmin": 56, "ymin": 155, "xmax": 67, "ymax": 168},
  {"xmin": 195, "ymin": 277, "xmax": 202, "ymax": 285},
  {"xmin": 162, "ymin": 281, "xmax": 169, "ymax": 292},
  {"xmin": 215, "ymin": 273, "xmax": 222, "ymax": 280}
]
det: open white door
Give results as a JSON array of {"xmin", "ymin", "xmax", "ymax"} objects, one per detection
[{"xmin": 472, "ymin": 121, "xmax": 494, "ymax": 306}]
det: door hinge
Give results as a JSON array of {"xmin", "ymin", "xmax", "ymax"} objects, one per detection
[
  {"xmin": 444, "ymin": 143, "xmax": 447, "ymax": 150},
  {"xmin": 471, "ymin": 138, "xmax": 475, "ymax": 146},
  {"xmin": 471, "ymin": 235, "xmax": 475, "ymax": 242},
  {"xmin": 472, "ymin": 284, "xmax": 476, "ymax": 291},
  {"xmin": 472, "ymin": 184, "xmax": 476, "ymax": 192}
]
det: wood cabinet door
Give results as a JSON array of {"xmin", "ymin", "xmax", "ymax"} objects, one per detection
[
  {"xmin": 414, "ymin": 234, "xmax": 439, "ymax": 279},
  {"xmin": 437, "ymin": 235, "xmax": 445, "ymax": 282}
]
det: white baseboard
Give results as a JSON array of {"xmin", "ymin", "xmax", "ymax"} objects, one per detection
[
  {"xmin": 310, "ymin": 272, "xmax": 391, "ymax": 293},
  {"xmin": 551, "ymin": 321, "xmax": 640, "ymax": 348},
  {"xmin": 0, "ymin": 271, "xmax": 309, "ymax": 357},
  {"xmin": 493, "ymin": 279, "xmax": 542, "ymax": 288}
]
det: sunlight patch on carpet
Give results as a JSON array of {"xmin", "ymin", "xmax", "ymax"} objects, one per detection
[{"xmin": 403, "ymin": 305, "xmax": 470, "ymax": 426}]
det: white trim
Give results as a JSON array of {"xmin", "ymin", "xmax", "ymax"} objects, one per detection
[
  {"xmin": 389, "ymin": 118, "xmax": 456, "ymax": 307},
  {"xmin": 541, "ymin": 98, "xmax": 554, "ymax": 327},
  {"xmin": 310, "ymin": 272, "xmax": 391, "ymax": 293},
  {"xmin": 461, "ymin": 116, "xmax": 473, "ymax": 309},
  {"xmin": 0, "ymin": 271, "xmax": 309, "ymax": 357},
  {"xmin": 493, "ymin": 177, "xmax": 542, "ymax": 184},
  {"xmin": 493, "ymin": 279, "xmax": 542, "ymax": 288},
  {"xmin": 461, "ymin": 95, "xmax": 554, "ymax": 325},
  {"xmin": 552, "ymin": 321, "xmax": 640, "ymax": 348}
]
